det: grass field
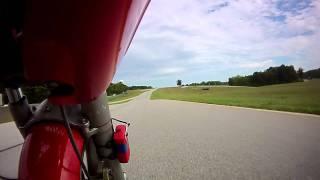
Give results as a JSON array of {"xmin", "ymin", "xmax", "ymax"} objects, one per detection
[
  {"xmin": 151, "ymin": 79, "xmax": 320, "ymax": 115},
  {"xmin": 108, "ymin": 89, "xmax": 149, "ymax": 103}
]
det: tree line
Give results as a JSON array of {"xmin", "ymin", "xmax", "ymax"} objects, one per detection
[
  {"xmin": 20, "ymin": 82, "xmax": 133, "ymax": 103},
  {"xmin": 20, "ymin": 82, "xmax": 132, "ymax": 103},
  {"xmin": 106, "ymin": 82, "xmax": 128, "ymax": 95},
  {"xmin": 128, "ymin": 86, "xmax": 152, "ymax": 90},
  {"xmin": 179, "ymin": 65, "xmax": 319, "ymax": 88},
  {"xmin": 1, "ymin": 82, "xmax": 152, "ymax": 104},
  {"xmin": 107, "ymin": 82, "xmax": 152, "ymax": 95},
  {"xmin": 228, "ymin": 65, "xmax": 310, "ymax": 86},
  {"xmin": 303, "ymin": 68, "xmax": 320, "ymax": 79},
  {"xmin": 186, "ymin": 81, "xmax": 228, "ymax": 86}
]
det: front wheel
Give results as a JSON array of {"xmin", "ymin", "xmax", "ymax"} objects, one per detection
[{"xmin": 19, "ymin": 123, "xmax": 84, "ymax": 180}]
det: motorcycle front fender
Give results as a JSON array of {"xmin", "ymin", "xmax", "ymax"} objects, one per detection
[{"xmin": 18, "ymin": 123, "xmax": 84, "ymax": 180}]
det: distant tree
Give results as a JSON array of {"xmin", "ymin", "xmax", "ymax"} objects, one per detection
[
  {"xmin": 297, "ymin": 68, "xmax": 304, "ymax": 79},
  {"xmin": 189, "ymin": 81, "xmax": 227, "ymax": 86},
  {"xmin": 22, "ymin": 86, "xmax": 50, "ymax": 103},
  {"xmin": 128, "ymin": 86, "xmax": 152, "ymax": 90},
  {"xmin": 228, "ymin": 78, "xmax": 234, "ymax": 86},
  {"xmin": 303, "ymin": 68, "xmax": 320, "ymax": 79},
  {"xmin": 228, "ymin": 75, "xmax": 252, "ymax": 86},
  {"xmin": 229, "ymin": 64, "xmax": 299, "ymax": 86},
  {"xmin": 106, "ymin": 82, "xmax": 128, "ymax": 95},
  {"xmin": 177, "ymin": 80, "xmax": 182, "ymax": 86}
]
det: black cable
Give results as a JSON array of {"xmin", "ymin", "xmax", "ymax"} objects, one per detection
[
  {"xmin": 0, "ymin": 143, "xmax": 23, "ymax": 180},
  {"xmin": 0, "ymin": 175, "xmax": 16, "ymax": 180},
  {"xmin": 59, "ymin": 106, "xmax": 90, "ymax": 180},
  {"xmin": 0, "ymin": 143, "xmax": 23, "ymax": 153},
  {"xmin": 80, "ymin": 136, "xmax": 90, "ymax": 180}
]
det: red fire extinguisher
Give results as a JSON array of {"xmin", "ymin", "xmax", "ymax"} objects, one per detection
[{"xmin": 113, "ymin": 118, "xmax": 130, "ymax": 163}]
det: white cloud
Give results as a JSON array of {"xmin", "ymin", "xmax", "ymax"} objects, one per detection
[
  {"xmin": 115, "ymin": 0, "xmax": 320, "ymax": 87},
  {"xmin": 156, "ymin": 67, "xmax": 185, "ymax": 75},
  {"xmin": 238, "ymin": 59, "xmax": 275, "ymax": 68}
]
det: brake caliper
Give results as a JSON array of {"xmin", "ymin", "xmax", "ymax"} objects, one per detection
[{"xmin": 113, "ymin": 123, "xmax": 130, "ymax": 163}]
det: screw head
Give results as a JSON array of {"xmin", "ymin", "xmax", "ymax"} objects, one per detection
[{"xmin": 44, "ymin": 105, "xmax": 51, "ymax": 112}]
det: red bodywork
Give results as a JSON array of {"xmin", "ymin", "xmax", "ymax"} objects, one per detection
[
  {"xmin": 22, "ymin": 0, "xmax": 150, "ymax": 104},
  {"xmin": 19, "ymin": 0, "xmax": 150, "ymax": 179},
  {"xmin": 19, "ymin": 123, "xmax": 84, "ymax": 180}
]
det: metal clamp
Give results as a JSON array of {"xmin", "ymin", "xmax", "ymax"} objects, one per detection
[
  {"xmin": 81, "ymin": 118, "xmax": 99, "ymax": 139},
  {"xmin": 111, "ymin": 118, "xmax": 130, "ymax": 127}
]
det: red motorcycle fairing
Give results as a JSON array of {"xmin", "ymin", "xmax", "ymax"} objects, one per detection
[
  {"xmin": 19, "ymin": 123, "xmax": 84, "ymax": 180},
  {"xmin": 22, "ymin": 0, "xmax": 150, "ymax": 104}
]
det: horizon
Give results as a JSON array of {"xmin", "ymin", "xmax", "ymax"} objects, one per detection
[
  {"xmin": 113, "ymin": 65, "xmax": 319, "ymax": 88},
  {"xmin": 113, "ymin": 0, "xmax": 320, "ymax": 88}
]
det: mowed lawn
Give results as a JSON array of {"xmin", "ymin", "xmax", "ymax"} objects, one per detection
[
  {"xmin": 151, "ymin": 79, "xmax": 320, "ymax": 115},
  {"xmin": 108, "ymin": 89, "xmax": 149, "ymax": 103}
]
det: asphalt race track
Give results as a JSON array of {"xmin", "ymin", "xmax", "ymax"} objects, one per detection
[
  {"xmin": 1, "ymin": 90, "xmax": 320, "ymax": 179},
  {"xmin": 111, "ymin": 91, "xmax": 320, "ymax": 180}
]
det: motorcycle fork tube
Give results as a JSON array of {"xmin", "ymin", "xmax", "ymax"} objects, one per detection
[
  {"xmin": 5, "ymin": 88, "xmax": 32, "ymax": 137},
  {"xmin": 81, "ymin": 93, "xmax": 124, "ymax": 180}
]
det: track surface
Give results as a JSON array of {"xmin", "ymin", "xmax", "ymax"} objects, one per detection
[
  {"xmin": 1, "ymin": 90, "xmax": 320, "ymax": 179},
  {"xmin": 111, "ymin": 91, "xmax": 320, "ymax": 180}
]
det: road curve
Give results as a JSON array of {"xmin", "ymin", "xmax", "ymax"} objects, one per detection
[
  {"xmin": 110, "ymin": 90, "xmax": 320, "ymax": 180},
  {"xmin": 1, "ymin": 90, "xmax": 320, "ymax": 179}
]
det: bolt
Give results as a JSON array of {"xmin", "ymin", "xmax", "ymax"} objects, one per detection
[
  {"xmin": 82, "ymin": 118, "xmax": 88, "ymax": 123},
  {"xmin": 82, "ymin": 118, "xmax": 90, "ymax": 128},
  {"xmin": 44, "ymin": 105, "xmax": 51, "ymax": 112}
]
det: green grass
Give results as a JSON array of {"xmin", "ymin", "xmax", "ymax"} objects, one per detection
[
  {"xmin": 108, "ymin": 89, "xmax": 149, "ymax": 103},
  {"xmin": 109, "ymin": 99, "xmax": 132, "ymax": 105},
  {"xmin": 151, "ymin": 79, "xmax": 320, "ymax": 115}
]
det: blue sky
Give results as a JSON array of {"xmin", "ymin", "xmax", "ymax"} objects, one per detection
[{"xmin": 113, "ymin": 0, "xmax": 320, "ymax": 87}]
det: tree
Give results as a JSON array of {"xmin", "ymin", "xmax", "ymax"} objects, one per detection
[
  {"xmin": 297, "ymin": 68, "xmax": 304, "ymax": 79},
  {"xmin": 128, "ymin": 86, "xmax": 152, "ymax": 90},
  {"xmin": 106, "ymin": 82, "xmax": 128, "ymax": 95},
  {"xmin": 177, "ymin": 80, "xmax": 182, "ymax": 86},
  {"xmin": 21, "ymin": 86, "xmax": 50, "ymax": 103},
  {"xmin": 303, "ymin": 68, "xmax": 320, "ymax": 79},
  {"xmin": 228, "ymin": 65, "xmax": 300, "ymax": 86},
  {"xmin": 228, "ymin": 75, "xmax": 252, "ymax": 86}
]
